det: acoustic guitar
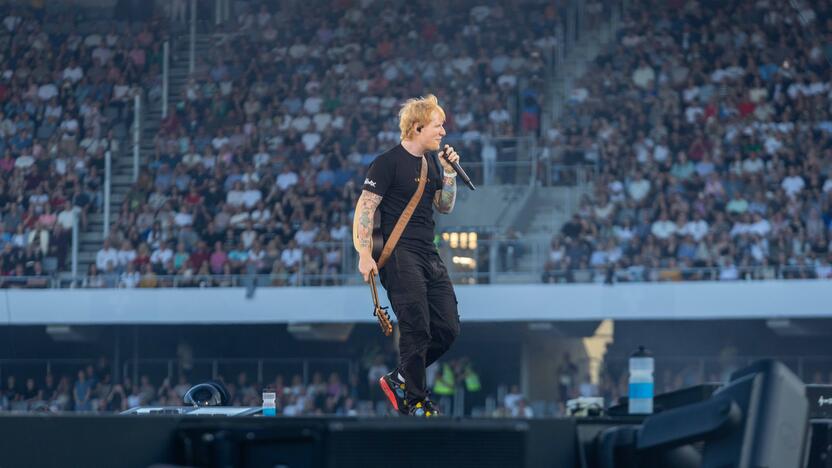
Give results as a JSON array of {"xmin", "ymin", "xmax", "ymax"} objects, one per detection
[
  {"xmin": 369, "ymin": 211, "xmax": 392, "ymax": 336},
  {"xmin": 367, "ymin": 153, "xmax": 432, "ymax": 336}
]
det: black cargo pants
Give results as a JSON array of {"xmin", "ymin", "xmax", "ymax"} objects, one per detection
[{"xmin": 379, "ymin": 245, "xmax": 460, "ymax": 403}]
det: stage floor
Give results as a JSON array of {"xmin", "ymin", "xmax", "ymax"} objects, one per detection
[{"xmin": 0, "ymin": 413, "xmax": 586, "ymax": 468}]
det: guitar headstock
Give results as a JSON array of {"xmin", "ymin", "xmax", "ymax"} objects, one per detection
[
  {"xmin": 369, "ymin": 272, "xmax": 393, "ymax": 336},
  {"xmin": 374, "ymin": 304, "xmax": 393, "ymax": 336}
]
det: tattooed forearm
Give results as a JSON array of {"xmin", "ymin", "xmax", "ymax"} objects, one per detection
[
  {"xmin": 435, "ymin": 174, "xmax": 457, "ymax": 214},
  {"xmin": 353, "ymin": 190, "xmax": 383, "ymax": 255}
]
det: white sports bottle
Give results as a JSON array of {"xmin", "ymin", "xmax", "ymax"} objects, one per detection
[
  {"xmin": 628, "ymin": 345, "xmax": 654, "ymax": 414},
  {"xmin": 262, "ymin": 391, "xmax": 277, "ymax": 416}
]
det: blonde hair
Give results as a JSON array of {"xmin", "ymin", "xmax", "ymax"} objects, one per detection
[{"xmin": 398, "ymin": 94, "xmax": 445, "ymax": 141}]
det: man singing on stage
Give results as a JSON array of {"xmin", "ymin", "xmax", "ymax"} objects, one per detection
[{"xmin": 353, "ymin": 94, "xmax": 461, "ymax": 417}]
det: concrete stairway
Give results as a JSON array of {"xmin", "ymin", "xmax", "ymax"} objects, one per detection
[{"xmin": 76, "ymin": 33, "xmax": 213, "ymax": 272}]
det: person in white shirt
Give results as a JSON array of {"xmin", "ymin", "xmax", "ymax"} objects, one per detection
[
  {"xmin": 116, "ymin": 240, "xmax": 137, "ymax": 270},
  {"xmin": 748, "ymin": 213, "xmax": 771, "ymax": 237},
  {"xmin": 632, "ymin": 60, "xmax": 655, "ymax": 89},
  {"xmin": 241, "ymin": 183, "xmax": 262, "ymax": 209},
  {"xmin": 250, "ymin": 201, "xmax": 271, "ymax": 228},
  {"xmin": 730, "ymin": 215, "xmax": 752, "ymax": 237},
  {"xmin": 781, "ymin": 166, "xmax": 805, "ymax": 198},
  {"xmin": 57, "ymin": 201, "xmax": 77, "ymax": 230},
  {"xmin": 294, "ymin": 221, "xmax": 319, "ymax": 247},
  {"xmin": 652, "ymin": 140, "xmax": 670, "ymax": 164},
  {"xmin": 226, "ymin": 181, "xmax": 246, "ymax": 207},
  {"xmin": 37, "ymin": 83, "xmax": 58, "ymax": 101},
  {"xmin": 252, "ymin": 143, "xmax": 270, "ymax": 168},
  {"xmin": 741, "ymin": 153, "xmax": 764, "ymax": 174},
  {"xmin": 512, "ymin": 398, "xmax": 534, "ymax": 418},
  {"xmin": 301, "ymin": 130, "xmax": 321, "ymax": 151},
  {"xmin": 681, "ymin": 213, "xmax": 709, "ymax": 241},
  {"xmin": 211, "ymin": 135, "xmax": 230, "ymax": 150},
  {"xmin": 276, "ymin": 166, "xmax": 299, "ymax": 191},
  {"xmin": 62, "ymin": 60, "xmax": 84, "ymax": 83},
  {"xmin": 627, "ymin": 171, "xmax": 651, "ymax": 202},
  {"xmin": 119, "ymin": 263, "xmax": 141, "ymax": 288},
  {"xmin": 182, "ymin": 146, "xmax": 202, "ymax": 167},
  {"xmin": 480, "ymin": 138, "xmax": 497, "ymax": 185},
  {"xmin": 96, "ymin": 239, "xmax": 119, "ymax": 271},
  {"xmin": 329, "ymin": 221, "xmax": 349, "ymax": 241},
  {"xmin": 613, "ymin": 220, "xmax": 635, "ymax": 243},
  {"xmin": 503, "ymin": 384, "xmax": 523, "ymax": 412},
  {"xmin": 719, "ymin": 258, "xmax": 739, "ymax": 281},
  {"xmin": 240, "ymin": 221, "xmax": 258, "ymax": 249},
  {"xmin": 280, "ymin": 239, "xmax": 303, "ymax": 269},
  {"xmin": 151, "ymin": 241, "xmax": 174, "ymax": 265},
  {"xmin": 174, "ymin": 207, "xmax": 194, "ymax": 227},
  {"xmin": 291, "ymin": 114, "xmax": 311, "ymax": 132},
  {"xmin": 651, "ymin": 213, "xmax": 676, "ymax": 239},
  {"xmin": 228, "ymin": 205, "xmax": 250, "ymax": 229}
]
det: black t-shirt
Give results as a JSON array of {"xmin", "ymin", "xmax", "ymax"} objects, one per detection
[{"xmin": 363, "ymin": 144, "xmax": 442, "ymax": 251}]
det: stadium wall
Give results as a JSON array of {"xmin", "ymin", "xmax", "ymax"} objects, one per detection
[{"xmin": 1, "ymin": 281, "xmax": 830, "ymax": 324}]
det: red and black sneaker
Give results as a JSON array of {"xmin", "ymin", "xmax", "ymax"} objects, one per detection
[
  {"xmin": 379, "ymin": 371, "xmax": 409, "ymax": 414},
  {"xmin": 408, "ymin": 399, "xmax": 441, "ymax": 417}
]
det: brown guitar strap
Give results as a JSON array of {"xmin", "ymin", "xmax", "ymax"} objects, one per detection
[{"xmin": 377, "ymin": 156, "xmax": 427, "ymax": 269}]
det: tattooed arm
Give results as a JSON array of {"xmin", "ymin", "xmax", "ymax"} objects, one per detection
[
  {"xmin": 433, "ymin": 171, "xmax": 458, "ymax": 214},
  {"xmin": 353, "ymin": 190, "xmax": 383, "ymax": 281}
]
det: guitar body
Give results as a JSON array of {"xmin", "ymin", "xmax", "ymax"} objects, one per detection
[{"xmin": 371, "ymin": 210, "xmax": 384, "ymax": 264}]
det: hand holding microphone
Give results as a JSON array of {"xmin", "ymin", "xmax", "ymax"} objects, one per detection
[{"xmin": 439, "ymin": 144, "xmax": 476, "ymax": 191}]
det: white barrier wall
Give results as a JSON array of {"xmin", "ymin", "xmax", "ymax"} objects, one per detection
[{"xmin": 1, "ymin": 280, "xmax": 830, "ymax": 325}]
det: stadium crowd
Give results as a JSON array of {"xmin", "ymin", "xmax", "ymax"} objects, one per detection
[
  {"xmin": 0, "ymin": 5, "xmax": 165, "ymax": 284},
  {"xmin": 0, "ymin": 355, "xmax": 487, "ymax": 417},
  {"xmin": 0, "ymin": 364, "xmax": 366, "ymax": 415},
  {"xmin": 94, "ymin": 0, "xmax": 553, "ymax": 287},
  {"xmin": 5, "ymin": 0, "xmax": 832, "ymax": 288},
  {"xmin": 542, "ymin": 0, "xmax": 832, "ymax": 283}
]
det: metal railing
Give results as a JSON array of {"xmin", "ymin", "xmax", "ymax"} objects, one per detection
[
  {"xmin": 6, "ymin": 233, "xmax": 832, "ymax": 288},
  {"xmin": 596, "ymin": 355, "xmax": 832, "ymax": 391},
  {"xmin": 132, "ymin": 91, "xmax": 141, "ymax": 183},
  {"xmin": 103, "ymin": 150, "xmax": 111, "ymax": 239},
  {"xmin": 162, "ymin": 40, "xmax": 169, "ymax": 118},
  {"xmin": 2, "ymin": 354, "xmax": 830, "ymax": 412},
  {"xmin": 120, "ymin": 357, "xmax": 353, "ymax": 389},
  {"xmin": 0, "ymin": 357, "xmax": 354, "ymax": 395},
  {"xmin": 441, "ymin": 135, "xmax": 538, "ymax": 186},
  {"xmin": 548, "ymin": 0, "xmax": 626, "ymax": 121}
]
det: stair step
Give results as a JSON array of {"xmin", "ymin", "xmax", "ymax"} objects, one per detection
[
  {"xmin": 81, "ymin": 229, "xmax": 108, "ymax": 237},
  {"xmin": 78, "ymin": 253, "xmax": 96, "ymax": 262},
  {"xmin": 112, "ymin": 174, "xmax": 134, "ymax": 185},
  {"xmin": 88, "ymin": 212, "xmax": 118, "ymax": 222}
]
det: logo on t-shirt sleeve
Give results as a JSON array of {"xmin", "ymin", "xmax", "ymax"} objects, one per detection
[{"xmin": 363, "ymin": 178, "xmax": 377, "ymax": 188}]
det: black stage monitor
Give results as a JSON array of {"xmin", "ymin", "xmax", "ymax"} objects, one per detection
[{"xmin": 595, "ymin": 359, "xmax": 810, "ymax": 468}]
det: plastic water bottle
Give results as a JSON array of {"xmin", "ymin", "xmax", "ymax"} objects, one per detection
[
  {"xmin": 262, "ymin": 391, "xmax": 276, "ymax": 416},
  {"xmin": 628, "ymin": 345, "xmax": 654, "ymax": 415}
]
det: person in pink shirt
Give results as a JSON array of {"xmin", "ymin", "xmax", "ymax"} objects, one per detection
[
  {"xmin": 209, "ymin": 241, "xmax": 228, "ymax": 274},
  {"xmin": 0, "ymin": 150, "xmax": 14, "ymax": 173},
  {"xmin": 38, "ymin": 204, "xmax": 57, "ymax": 229}
]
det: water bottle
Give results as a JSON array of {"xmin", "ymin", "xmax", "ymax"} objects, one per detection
[
  {"xmin": 262, "ymin": 391, "xmax": 276, "ymax": 416},
  {"xmin": 628, "ymin": 345, "xmax": 654, "ymax": 415}
]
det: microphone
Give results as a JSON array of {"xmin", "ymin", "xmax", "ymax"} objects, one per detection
[{"xmin": 440, "ymin": 147, "xmax": 476, "ymax": 191}]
